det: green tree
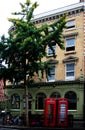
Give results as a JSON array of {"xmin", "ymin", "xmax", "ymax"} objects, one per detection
[{"xmin": 0, "ymin": 0, "xmax": 66, "ymax": 126}]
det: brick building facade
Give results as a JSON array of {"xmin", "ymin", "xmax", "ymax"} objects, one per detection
[{"xmin": 4, "ymin": 0, "xmax": 85, "ymax": 120}]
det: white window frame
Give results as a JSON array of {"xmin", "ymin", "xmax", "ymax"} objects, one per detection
[
  {"xmin": 47, "ymin": 65, "xmax": 55, "ymax": 82},
  {"xmin": 65, "ymin": 63, "xmax": 75, "ymax": 80},
  {"xmin": 66, "ymin": 37, "xmax": 75, "ymax": 52},
  {"xmin": 47, "ymin": 44, "xmax": 56, "ymax": 56},
  {"xmin": 66, "ymin": 20, "xmax": 75, "ymax": 29}
]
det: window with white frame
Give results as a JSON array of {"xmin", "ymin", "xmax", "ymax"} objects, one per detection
[
  {"xmin": 47, "ymin": 65, "xmax": 55, "ymax": 82},
  {"xmin": 65, "ymin": 63, "xmax": 75, "ymax": 80},
  {"xmin": 47, "ymin": 43, "xmax": 56, "ymax": 56},
  {"xmin": 66, "ymin": 37, "xmax": 75, "ymax": 52},
  {"xmin": 66, "ymin": 20, "xmax": 75, "ymax": 29}
]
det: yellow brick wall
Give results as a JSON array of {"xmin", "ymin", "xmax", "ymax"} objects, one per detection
[{"xmin": 34, "ymin": 11, "xmax": 84, "ymax": 82}]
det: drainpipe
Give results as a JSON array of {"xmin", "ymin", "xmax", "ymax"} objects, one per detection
[
  {"xmin": 83, "ymin": 0, "xmax": 85, "ymax": 125},
  {"xmin": 80, "ymin": 0, "xmax": 85, "ymax": 125},
  {"xmin": 84, "ymin": 82, "xmax": 85, "ymax": 126}
]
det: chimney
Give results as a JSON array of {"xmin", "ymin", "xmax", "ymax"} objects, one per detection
[{"xmin": 80, "ymin": 0, "xmax": 85, "ymax": 2}]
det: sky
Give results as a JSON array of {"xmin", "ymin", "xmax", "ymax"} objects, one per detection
[{"xmin": 0, "ymin": 0, "xmax": 79, "ymax": 36}]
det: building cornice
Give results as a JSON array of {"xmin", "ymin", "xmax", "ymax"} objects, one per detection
[
  {"xmin": 32, "ymin": 2, "xmax": 85, "ymax": 23},
  {"xmin": 4, "ymin": 79, "xmax": 84, "ymax": 89},
  {"xmin": 30, "ymin": 79, "xmax": 84, "ymax": 87}
]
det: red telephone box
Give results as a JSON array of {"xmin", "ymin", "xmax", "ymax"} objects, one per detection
[
  {"xmin": 57, "ymin": 98, "xmax": 68, "ymax": 127},
  {"xmin": 44, "ymin": 98, "xmax": 57, "ymax": 127}
]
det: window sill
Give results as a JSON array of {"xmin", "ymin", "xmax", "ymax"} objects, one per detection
[
  {"xmin": 65, "ymin": 76, "xmax": 75, "ymax": 80},
  {"xmin": 68, "ymin": 110, "xmax": 77, "ymax": 112},
  {"xmin": 35, "ymin": 109, "xmax": 44, "ymax": 112},
  {"xmin": 47, "ymin": 54, "xmax": 57, "ymax": 58},
  {"xmin": 46, "ymin": 80, "xmax": 55, "ymax": 82},
  {"xmin": 10, "ymin": 109, "xmax": 20, "ymax": 111},
  {"xmin": 64, "ymin": 51, "xmax": 76, "ymax": 55},
  {"xmin": 64, "ymin": 27, "xmax": 76, "ymax": 32}
]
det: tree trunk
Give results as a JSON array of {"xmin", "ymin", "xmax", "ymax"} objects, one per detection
[{"xmin": 25, "ymin": 84, "xmax": 29, "ymax": 126}]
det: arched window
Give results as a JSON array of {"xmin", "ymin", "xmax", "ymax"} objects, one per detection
[
  {"xmin": 50, "ymin": 92, "xmax": 61, "ymax": 98},
  {"xmin": 23, "ymin": 93, "xmax": 32, "ymax": 110},
  {"xmin": 65, "ymin": 91, "xmax": 77, "ymax": 110},
  {"xmin": 11, "ymin": 94, "xmax": 20, "ymax": 109},
  {"xmin": 35, "ymin": 93, "xmax": 46, "ymax": 109}
]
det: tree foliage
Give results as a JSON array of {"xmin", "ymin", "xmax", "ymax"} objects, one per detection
[{"xmin": 0, "ymin": 0, "xmax": 66, "ymax": 84}]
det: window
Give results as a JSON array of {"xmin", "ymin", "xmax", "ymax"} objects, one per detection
[
  {"xmin": 66, "ymin": 20, "xmax": 75, "ymax": 29},
  {"xmin": 50, "ymin": 92, "xmax": 61, "ymax": 98},
  {"xmin": 47, "ymin": 66, "xmax": 55, "ymax": 82},
  {"xmin": 65, "ymin": 91, "xmax": 77, "ymax": 110},
  {"xmin": 66, "ymin": 63, "xmax": 75, "ymax": 80},
  {"xmin": 23, "ymin": 93, "xmax": 32, "ymax": 110},
  {"xmin": 66, "ymin": 37, "xmax": 75, "ymax": 52},
  {"xmin": 48, "ymin": 27, "xmax": 53, "ymax": 32},
  {"xmin": 11, "ymin": 94, "xmax": 20, "ymax": 109},
  {"xmin": 47, "ymin": 44, "xmax": 56, "ymax": 56},
  {"xmin": 35, "ymin": 93, "xmax": 46, "ymax": 109}
]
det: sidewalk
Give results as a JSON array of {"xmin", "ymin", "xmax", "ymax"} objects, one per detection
[
  {"xmin": 0, "ymin": 118, "xmax": 85, "ymax": 130},
  {"xmin": 0, "ymin": 121, "xmax": 85, "ymax": 130},
  {"xmin": 0, "ymin": 125, "xmax": 85, "ymax": 130}
]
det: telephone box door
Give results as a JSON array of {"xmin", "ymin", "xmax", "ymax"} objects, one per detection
[
  {"xmin": 57, "ymin": 98, "xmax": 68, "ymax": 127},
  {"xmin": 44, "ymin": 98, "xmax": 57, "ymax": 127}
]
